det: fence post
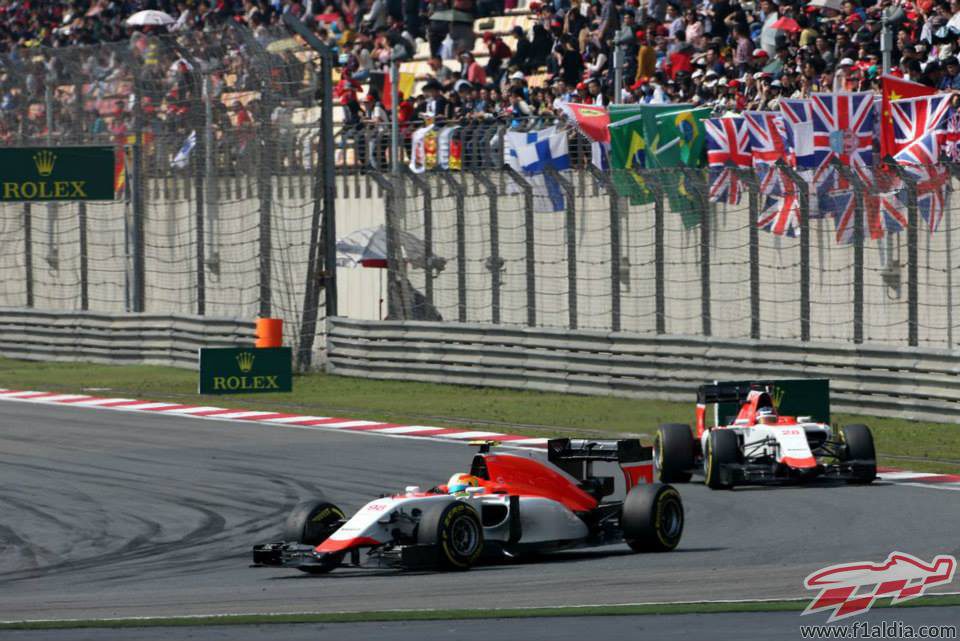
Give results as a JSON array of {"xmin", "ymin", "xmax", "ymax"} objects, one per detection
[
  {"xmin": 23, "ymin": 204, "xmax": 33, "ymax": 308},
  {"xmin": 403, "ymin": 168, "xmax": 435, "ymax": 308},
  {"xmin": 779, "ymin": 161, "xmax": 811, "ymax": 342},
  {"xmin": 257, "ymin": 98, "xmax": 274, "ymax": 318},
  {"xmin": 504, "ymin": 167, "xmax": 536, "ymax": 327},
  {"xmin": 368, "ymin": 173, "xmax": 410, "ymax": 322},
  {"xmin": 283, "ymin": 15, "xmax": 338, "ymax": 367},
  {"xmin": 473, "ymin": 172, "xmax": 501, "ymax": 324},
  {"xmin": 131, "ymin": 79, "xmax": 146, "ymax": 312},
  {"xmin": 544, "ymin": 166, "xmax": 578, "ymax": 330},
  {"xmin": 886, "ymin": 161, "xmax": 919, "ymax": 347},
  {"xmin": 737, "ymin": 168, "xmax": 761, "ymax": 339},
  {"xmin": 946, "ymin": 164, "xmax": 960, "ymax": 349},
  {"xmin": 78, "ymin": 202, "xmax": 88, "ymax": 311},
  {"xmin": 684, "ymin": 168, "xmax": 711, "ymax": 337},
  {"xmin": 834, "ymin": 160, "xmax": 866, "ymax": 344},
  {"xmin": 590, "ymin": 165, "xmax": 621, "ymax": 332},
  {"xmin": 653, "ymin": 179, "xmax": 666, "ymax": 334},
  {"xmin": 439, "ymin": 173, "xmax": 467, "ymax": 322}
]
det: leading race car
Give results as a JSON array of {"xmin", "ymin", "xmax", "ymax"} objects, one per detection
[
  {"xmin": 252, "ymin": 438, "xmax": 684, "ymax": 573},
  {"xmin": 653, "ymin": 381, "xmax": 877, "ymax": 489}
]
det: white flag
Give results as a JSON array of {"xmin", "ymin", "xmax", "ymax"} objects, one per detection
[{"xmin": 171, "ymin": 130, "xmax": 196, "ymax": 169}]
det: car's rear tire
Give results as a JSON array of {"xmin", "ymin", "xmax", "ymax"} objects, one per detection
[
  {"xmin": 417, "ymin": 501, "xmax": 484, "ymax": 570},
  {"xmin": 621, "ymin": 483, "xmax": 684, "ymax": 552},
  {"xmin": 654, "ymin": 423, "xmax": 695, "ymax": 483},
  {"xmin": 283, "ymin": 498, "xmax": 347, "ymax": 546},
  {"xmin": 841, "ymin": 424, "xmax": 877, "ymax": 484},
  {"xmin": 704, "ymin": 430, "xmax": 740, "ymax": 490}
]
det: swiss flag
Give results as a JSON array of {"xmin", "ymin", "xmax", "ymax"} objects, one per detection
[{"xmin": 880, "ymin": 74, "xmax": 935, "ymax": 160}]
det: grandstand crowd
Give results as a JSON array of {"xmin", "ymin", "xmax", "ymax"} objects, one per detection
[{"xmin": 4, "ymin": 0, "xmax": 960, "ymax": 161}]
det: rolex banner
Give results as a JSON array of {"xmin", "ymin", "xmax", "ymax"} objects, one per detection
[
  {"xmin": 199, "ymin": 347, "xmax": 293, "ymax": 394},
  {"xmin": 0, "ymin": 146, "xmax": 116, "ymax": 201}
]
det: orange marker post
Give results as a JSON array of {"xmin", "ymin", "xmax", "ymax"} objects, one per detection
[{"xmin": 255, "ymin": 318, "xmax": 283, "ymax": 348}]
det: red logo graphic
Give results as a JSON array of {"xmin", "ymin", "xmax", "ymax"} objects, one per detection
[{"xmin": 803, "ymin": 552, "xmax": 956, "ymax": 622}]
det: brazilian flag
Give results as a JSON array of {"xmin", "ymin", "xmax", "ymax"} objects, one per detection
[
  {"xmin": 660, "ymin": 169, "xmax": 707, "ymax": 229},
  {"xmin": 608, "ymin": 108, "xmax": 653, "ymax": 205},
  {"xmin": 653, "ymin": 107, "xmax": 712, "ymax": 168},
  {"xmin": 639, "ymin": 104, "xmax": 693, "ymax": 168}
]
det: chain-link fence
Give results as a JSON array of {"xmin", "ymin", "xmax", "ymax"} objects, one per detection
[
  {"xmin": 377, "ymin": 165, "xmax": 960, "ymax": 350},
  {"xmin": 0, "ymin": 23, "xmax": 333, "ymax": 363}
]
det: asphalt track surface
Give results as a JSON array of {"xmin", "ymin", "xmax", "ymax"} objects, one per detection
[
  {"xmin": 1, "ymin": 400, "xmax": 959, "ymax": 630},
  {"xmin": 4, "ymin": 607, "xmax": 960, "ymax": 641}
]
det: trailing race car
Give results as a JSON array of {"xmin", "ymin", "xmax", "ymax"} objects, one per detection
[
  {"xmin": 252, "ymin": 438, "xmax": 684, "ymax": 573},
  {"xmin": 653, "ymin": 381, "xmax": 877, "ymax": 489}
]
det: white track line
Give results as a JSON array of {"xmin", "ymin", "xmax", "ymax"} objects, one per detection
[{"xmin": 261, "ymin": 415, "xmax": 332, "ymax": 423}]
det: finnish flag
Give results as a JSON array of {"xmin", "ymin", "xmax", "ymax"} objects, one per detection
[
  {"xmin": 516, "ymin": 132, "xmax": 570, "ymax": 213},
  {"xmin": 504, "ymin": 126, "xmax": 556, "ymax": 171}
]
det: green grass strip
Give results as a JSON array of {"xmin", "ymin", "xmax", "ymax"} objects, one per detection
[
  {"xmin": 3, "ymin": 594, "xmax": 959, "ymax": 630},
  {"xmin": 0, "ymin": 358, "xmax": 957, "ymax": 473}
]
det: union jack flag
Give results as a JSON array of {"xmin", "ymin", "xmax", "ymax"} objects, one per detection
[
  {"xmin": 810, "ymin": 92, "xmax": 875, "ymax": 177},
  {"xmin": 756, "ymin": 162, "xmax": 787, "ymax": 196},
  {"xmin": 893, "ymin": 130, "xmax": 940, "ymax": 166},
  {"xmin": 916, "ymin": 165, "xmax": 949, "ymax": 232},
  {"xmin": 890, "ymin": 94, "xmax": 951, "ymax": 153},
  {"xmin": 823, "ymin": 190, "xmax": 858, "ymax": 244},
  {"xmin": 944, "ymin": 108, "xmax": 960, "ymax": 162},
  {"xmin": 757, "ymin": 170, "xmax": 800, "ymax": 237},
  {"xmin": 708, "ymin": 166, "xmax": 742, "ymax": 205},
  {"xmin": 743, "ymin": 111, "xmax": 788, "ymax": 166},
  {"xmin": 705, "ymin": 117, "xmax": 752, "ymax": 167},
  {"xmin": 780, "ymin": 99, "xmax": 815, "ymax": 169},
  {"xmin": 865, "ymin": 188, "xmax": 908, "ymax": 240},
  {"xmin": 823, "ymin": 186, "xmax": 906, "ymax": 244}
]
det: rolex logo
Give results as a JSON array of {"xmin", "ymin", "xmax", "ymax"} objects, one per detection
[
  {"xmin": 33, "ymin": 150, "xmax": 56, "ymax": 177},
  {"xmin": 236, "ymin": 352, "xmax": 255, "ymax": 373}
]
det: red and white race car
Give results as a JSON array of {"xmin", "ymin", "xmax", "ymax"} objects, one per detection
[
  {"xmin": 252, "ymin": 439, "xmax": 684, "ymax": 573},
  {"xmin": 654, "ymin": 382, "xmax": 877, "ymax": 489}
]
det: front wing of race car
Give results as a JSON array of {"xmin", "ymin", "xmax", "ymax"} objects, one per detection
[
  {"xmin": 252, "ymin": 540, "xmax": 444, "ymax": 571},
  {"xmin": 713, "ymin": 457, "xmax": 877, "ymax": 485}
]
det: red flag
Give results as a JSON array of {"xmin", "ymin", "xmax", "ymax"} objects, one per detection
[
  {"xmin": 559, "ymin": 103, "xmax": 611, "ymax": 144},
  {"xmin": 880, "ymin": 74, "xmax": 934, "ymax": 160}
]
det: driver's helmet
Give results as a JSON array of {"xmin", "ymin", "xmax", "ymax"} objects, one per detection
[
  {"xmin": 447, "ymin": 473, "xmax": 481, "ymax": 494},
  {"xmin": 756, "ymin": 405, "xmax": 777, "ymax": 424}
]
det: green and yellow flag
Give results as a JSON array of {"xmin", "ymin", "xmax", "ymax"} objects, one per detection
[
  {"xmin": 653, "ymin": 107, "xmax": 712, "ymax": 168},
  {"xmin": 608, "ymin": 107, "xmax": 653, "ymax": 204},
  {"xmin": 639, "ymin": 104, "xmax": 693, "ymax": 168}
]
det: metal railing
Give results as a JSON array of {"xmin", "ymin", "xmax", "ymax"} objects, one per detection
[{"xmin": 328, "ymin": 317, "xmax": 960, "ymax": 424}]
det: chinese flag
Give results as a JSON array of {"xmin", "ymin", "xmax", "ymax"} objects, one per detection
[{"xmin": 881, "ymin": 74, "xmax": 935, "ymax": 159}]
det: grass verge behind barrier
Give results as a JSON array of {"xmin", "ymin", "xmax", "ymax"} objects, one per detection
[
  {"xmin": 2, "ymin": 594, "xmax": 959, "ymax": 630},
  {"xmin": 0, "ymin": 358, "xmax": 956, "ymax": 474}
]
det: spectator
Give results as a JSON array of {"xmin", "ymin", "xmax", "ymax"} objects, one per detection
[{"xmin": 506, "ymin": 26, "xmax": 531, "ymax": 73}]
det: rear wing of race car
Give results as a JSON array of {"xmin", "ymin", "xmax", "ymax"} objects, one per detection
[
  {"xmin": 547, "ymin": 438, "xmax": 654, "ymax": 495},
  {"xmin": 696, "ymin": 379, "xmax": 831, "ymax": 436}
]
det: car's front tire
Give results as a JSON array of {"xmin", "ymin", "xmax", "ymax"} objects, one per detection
[
  {"xmin": 621, "ymin": 483, "xmax": 684, "ymax": 552},
  {"xmin": 654, "ymin": 423, "xmax": 695, "ymax": 483},
  {"xmin": 417, "ymin": 501, "xmax": 484, "ymax": 570},
  {"xmin": 283, "ymin": 498, "xmax": 347, "ymax": 546},
  {"xmin": 283, "ymin": 497, "xmax": 348, "ymax": 575},
  {"xmin": 841, "ymin": 424, "xmax": 877, "ymax": 484},
  {"xmin": 704, "ymin": 430, "xmax": 739, "ymax": 490}
]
